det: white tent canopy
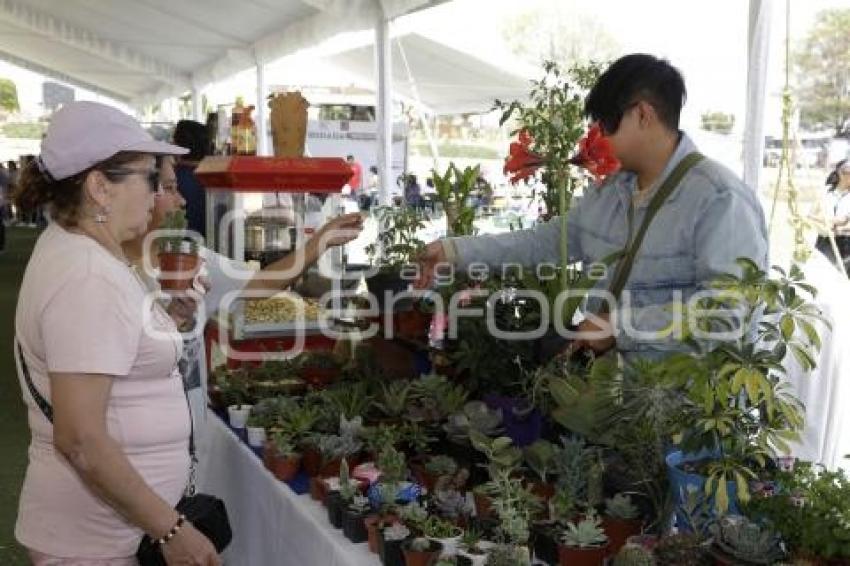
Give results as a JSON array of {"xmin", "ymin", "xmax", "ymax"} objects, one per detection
[
  {"xmin": 0, "ymin": 0, "xmax": 445, "ymax": 107},
  {"xmin": 315, "ymin": 32, "xmax": 531, "ymax": 115}
]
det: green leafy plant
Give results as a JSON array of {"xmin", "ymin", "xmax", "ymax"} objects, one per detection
[
  {"xmin": 431, "ymin": 162, "xmax": 480, "ymax": 236},
  {"xmin": 270, "ymin": 430, "xmax": 298, "ymax": 458},
  {"xmin": 484, "ymin": 543, "xmax": 531, "ymax": 566},
  {"xmin": 374, "ymin": 380, "xmax": 414, "ymax": 419},
  {"xmin": 743, "ymin": 462, "xmax": 850, "ymax": 559},
  {"xmin": 524, "ymin": 439, "xmax": 556, "ymax": 484},
  {"xmin": 469, "ymin": 431, "xmax": 522, "ymax": 478},
  {"xmin": 494, "ymin": 60, "xmax": 602, "ymax": 218},
  {"xmin": 365, "ymin": 206, "xmax": 426, "ymax": 272},
  {"xmin": 674, "ymin": 260, "xmax": 827, "ymax": 513}
]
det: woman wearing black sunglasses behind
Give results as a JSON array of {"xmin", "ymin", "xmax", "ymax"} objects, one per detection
[
  {"xmin": 813, "ymin": 159, "xmax": 850, "ymax": 272},
  {"xmin": 13, "ymin": 101, "xmax": 221, "ymax": 565}
]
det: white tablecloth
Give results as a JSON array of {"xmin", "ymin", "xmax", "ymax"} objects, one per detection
[
  {"xmin": 197, "ymin": 417, "xmax": 380, "ymax": 566},
  {"xmin": 785, "ymin": 253, "xmax": 850, "ymax": 472}
]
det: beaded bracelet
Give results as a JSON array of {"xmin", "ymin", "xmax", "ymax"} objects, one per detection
[{"xmin": 156, "ymin": 514, "xmax": 187, "ymax": 546}]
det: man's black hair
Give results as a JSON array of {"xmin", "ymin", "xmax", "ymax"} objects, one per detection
[
  {"xmin": 585, "ymin": 54, "xmax": 686, "ymax": 133},
  {"xmin": 173, "ymin": 120, "xmax": 210, "ymax": 161}
]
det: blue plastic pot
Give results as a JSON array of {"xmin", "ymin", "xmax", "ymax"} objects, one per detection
[{"xmin": 666, "ymin": 450, "xmax": 739, "ymax": 531}]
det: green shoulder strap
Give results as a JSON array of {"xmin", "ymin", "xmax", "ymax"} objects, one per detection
[{"xmin": 605, "ymin": 151, "xmax": 705, "ymax": 304}]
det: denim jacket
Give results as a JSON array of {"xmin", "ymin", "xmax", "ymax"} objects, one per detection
[{"xmin": 445, "ymin": 133, "xmax": 769, "ymax": 359}]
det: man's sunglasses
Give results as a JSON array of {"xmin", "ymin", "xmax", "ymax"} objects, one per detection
[
  {"xmin": 598, "ymin": 101, "xmax": 640, "ymax": 136},
  {"xmin": 104, "ymin": 168, "xmax": 160, "ymax": 192}
]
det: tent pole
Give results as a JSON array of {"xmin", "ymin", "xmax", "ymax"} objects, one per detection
[
  {"xmin": 742, "ymin": 0, "xmax": 773, "ymax": 192},
  {"xmin": 396, "ymin": 37, "xmax": 440, "ymax": 170},
  {"xmin": 256, "ymin": 55, "xmax": 270, "ymax": 156},
  {"xmin": 375, "ymin": 11, "xmax": 393, "ymax": 206},
  {"xmin": 191, "ymin": 87, "xmax": 203, "ymax": 122}
]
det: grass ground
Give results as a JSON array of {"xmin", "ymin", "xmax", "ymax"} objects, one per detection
[{"xmin": 0, "ymin": 227, "xmax": 38, "ymax": 565}]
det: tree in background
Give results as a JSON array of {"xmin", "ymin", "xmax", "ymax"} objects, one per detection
[
  {"xmin": 501, "ymin": 1, "xmax": 620, "ymax": 66},
  {"xmin": 0, "ymin": 78, "xmax": 20, "ymax": 114},
  {"xmin": 795, "ymin": 8, "xmax": 850, "ymax": 136},
  {"xmin": 700, "ymin": 111, "xmax": 735, "ymax": 134}
]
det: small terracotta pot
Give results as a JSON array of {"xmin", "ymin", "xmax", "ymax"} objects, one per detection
[
  {"xmin": 309, "ymin": 476, "xmax": 328, "ymax": 502},
  {"xmin": 403, "ymin": 541, "xmax": 443, "ymax": 566},
  {"xmin": 557, "ymin": 542, "xmax": 610, "ymax": 566},
  {"xmin": 301, "ymin": 445, "xmax": 322, "ymax": 476},
  {"xmin": 473, "ymin": 491, "xmax": 494, "ymax": 519},
  {"xmin": 159, "ymin": 251, "xmax": 200, "ymax": 291},
  {"xmin": 270, "ymin": 453, "xmax": 301, "ymax": 482},
  {"xmin": 602, "ymin": 517, "xmax": 642, "ymax": 555},
  {"xmin": 301, "ymin": 366, "xmax": 338, "ymax": 388}
]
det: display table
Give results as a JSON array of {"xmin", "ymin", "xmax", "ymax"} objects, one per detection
[{"xmin": 197, "ymin": 416, "xmax": 379, "ymax": 566}]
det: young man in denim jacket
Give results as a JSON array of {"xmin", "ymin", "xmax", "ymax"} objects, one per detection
[{"xmin": 416, "ymin": 54, "xmax": 768, "ymax": 361}]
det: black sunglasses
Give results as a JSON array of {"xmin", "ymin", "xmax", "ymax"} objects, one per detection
[
  {"xmin": 104, "ymin": 168, "xmax": 160, "ymax": 193},
  {"xmin": 598, "ymin": 101, "xmax": 640, "ymax": 136}
]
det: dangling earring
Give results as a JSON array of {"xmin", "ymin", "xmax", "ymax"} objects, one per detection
[{"xmin": 94, "ymin": 207, "xmax": 109, "ymax": 223}]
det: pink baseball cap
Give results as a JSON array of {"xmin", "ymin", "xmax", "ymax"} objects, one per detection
[{"xmin": 40, "ymin": 101, "xmax": 188, "ymax": 181}]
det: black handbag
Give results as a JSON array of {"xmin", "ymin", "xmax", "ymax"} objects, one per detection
[
  {"xmin": 15, "ymin": 341, "xmax": 232, "ymax": 564},
  {"xmin": 136, "ymin": 493, "xmax": 231, "ymax": 565}
]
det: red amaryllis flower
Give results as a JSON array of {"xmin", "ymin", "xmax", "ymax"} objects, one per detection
[
  {"xmin": 504, "ymin": 129, "xmax": 545, "ymax": 184},
  {"xmin": 570, "ymin": 123, "xmax": 621, "ymax": 182}
]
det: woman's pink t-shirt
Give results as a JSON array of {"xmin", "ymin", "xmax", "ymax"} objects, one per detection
[{"xmin": 14, "ymin": 224, "xmax": 190, "ymax": 558}]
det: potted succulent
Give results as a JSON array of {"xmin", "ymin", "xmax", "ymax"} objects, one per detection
[
  {"xmin": 402, "ymin": 536, "xmax": 444, "ymax": 566},
  {"xmin": 484, "ymin": 544, "xmax": 531, "ymax": 566},
  {"xmin": 380, "ymin": 522, "xmax": 411, "ymax": 566},
  {"xmin": 432, "ymin": 487, "xmax": 471, "ymax": 525},
  {"xmin": 245, "ymin": 408, "xmax": 274, "ymax": 448},
  {"xmin": 611, "ymin": 542, "xmax": 656, "ymax": 566},
  {"xmin": 709, "ymin": 515, "xmax": 786, "ymax": 565},
  {"xmin": 456, "ymin": 528, "xmax": 489, "ymax": 566},
  {"xmin": 444, "ymin": 401, "xmax": 503, "ymax": 444},
  {"xmin": 221, "ymin": 378, "xmax": 253, "ymax": 429},
  {"xmin": 373, "ymin": 380, "xmax": 414, "ymax": 424},
  {"xmin": 557, "ymin": 513, "xmax": 609, "ymax": 566},
  {"xmin": 374, "ymin": 445, "xmax": 409, "ymax": 506},
  {"xmin": 267, "ymin": 431, "xmax": 301, "ymax": 482},
  {"xmin": 157, "ymin": 209, "xmax": 201, "ymax": 291},
  {"xmin": 470, "ymin": 442, "xmax": 522, "ymax": 519},
  {"xmin": 326, "ymin": 458, "xmax": 355, "ymax": 529},
  {"xmin": 653, "ymin": 533, "xmax": 711, "ymax": 566},
  {"xmin": 602, "ymin": 493, "xmax": 643, "ymax": 556},
  {"xmin": 342, "ymin": 494, "xmax": 371, "ymax": 543},
  {"xmin": 362, "ymin": 424, "xmax": 404, "ymax": 462},
  {"xmin": 414, "ymin": 455, "xmax": 458, "ymax": 493},
  {"xmin": 422, "ymin": 515, "xmax": 464, "ymax": 557}
]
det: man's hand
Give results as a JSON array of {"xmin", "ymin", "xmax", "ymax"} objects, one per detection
[
  {"xmin": 315, "ymin": 213, "xmax": 365, "ymax": 250},
  {"xmin": 414, "ymin": 241, "xmax": 447, "ymax": 289},
  {"xmin": 571, "ymin": 312, "xmax": 616, "ymax": 354}
]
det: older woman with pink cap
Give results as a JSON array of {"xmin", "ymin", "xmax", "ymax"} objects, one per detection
[{"xmin": 13, "ymin": 101, "xmax": 221, "ymax": 565}]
